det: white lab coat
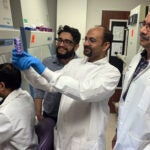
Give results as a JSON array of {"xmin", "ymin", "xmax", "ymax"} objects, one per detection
[
  {"xmin": 0, "ymin": 88, "xmax": 38, "ymax": 150},
  {"xmin": 23, "ymin": 57, "xmax": 120, "ymax": 150},
  {"xmin": 114, "ymin": 52, "xmax": 150, "ymax": 150}
]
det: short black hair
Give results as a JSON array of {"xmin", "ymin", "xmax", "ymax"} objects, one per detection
[
  {"xmin": 57, "ymin": 25, "xmax": 81, "ymax": 44},
  {"xmin": 96, "ymin": 25, "xmax": 113, "ymax": 43},
  {"xmin": 0, "ymin": 63, "xmax": 21, "ymax": 90}
]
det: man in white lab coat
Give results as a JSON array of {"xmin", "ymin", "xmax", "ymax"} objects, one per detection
[
  {"xmin": 0, "ymin": 63, "xmax": 37, "ymax": 149},
  {"xmin": 12, "ymin": 25, "xmax": 120, "ymax": 150},
  {"xmin": 113, "ymin": 12, "xmax": 150, "ymax": 150}
]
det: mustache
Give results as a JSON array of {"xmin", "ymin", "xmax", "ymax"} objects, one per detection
[
  {"xmin": 57, "ymin": 46, "xmax": 66, "ymax": 49},
  {"xmin": 84, "ymin": 46, "xmax": 91, "ymax": 49},
  {"xmin": 140, "ymin": 33, "xmax": 150, "ymax": 40},
  {"xmin": 57, "ymin": 46, "xmax": 68, "ymax": 51}
]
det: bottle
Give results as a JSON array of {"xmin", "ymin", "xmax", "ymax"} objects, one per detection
[{"xmin": 14, "ymin": 38, "xmax": 22, "ymax": 54}]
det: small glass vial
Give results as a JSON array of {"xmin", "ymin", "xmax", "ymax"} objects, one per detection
[{"xmin": 14, "ymin": 38, "xmax": 22, "ymax": 54}]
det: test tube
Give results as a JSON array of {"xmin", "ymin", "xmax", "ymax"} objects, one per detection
[{"xmin": 14, "ymin": 38, "xmax": 22, "ymax": 54}]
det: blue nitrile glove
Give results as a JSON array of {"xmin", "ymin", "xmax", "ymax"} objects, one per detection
[
  {"xmin": 30, "ymin": 57, "xmax": 46, "ymax": 74},
  {"xmin": 12, "ymin": 49, "xmax": 32, "ymax": 70},
  {"xmin": 12, "ymin": 49, "xmax": 45, "ymax": 74}
]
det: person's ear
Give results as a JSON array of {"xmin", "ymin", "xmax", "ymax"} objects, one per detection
[
  {"xmin": 0, "ymin": 82, "xmax": 5, "ymax": 91},
  {"xmin": 103, "ymin": 42, "xmax": 110, "ymax": 52}
]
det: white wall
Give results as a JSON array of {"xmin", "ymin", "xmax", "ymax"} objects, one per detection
[
  {"xmin": 86, "ymin": 0, "xmax": 149, "ymax": 30},
  {"xmin": 20, "ymin": 0, "xmax": 50, "ymax": 27},
  {"xmin": 57, "ymin": 0, "xmax": 87, "ymax": 57},
  {"xmin": 47, "ymin": 0, "xmax": 57, "ymax": 32}
]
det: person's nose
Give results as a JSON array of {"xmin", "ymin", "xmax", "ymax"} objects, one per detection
[
  {"xmin": 84, "ymin": 39, "xmax": 90, "ymax": 46},
  {"xmin": 58, "ymin": 40, "xmax": 65, "ymax": 46},
  {"xmin": 140, "ymin": 25, "xmax": 148, "ymax": 34}
]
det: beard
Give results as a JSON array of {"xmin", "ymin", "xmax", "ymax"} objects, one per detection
[
  {"xmin": 84, "ymin": 46, "xmax": 92, "ymax": 57},
  {"xmin": 56, "ymin": 46, "xmax": 75, "ymax": 59}
]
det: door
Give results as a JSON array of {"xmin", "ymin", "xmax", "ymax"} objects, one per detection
[{"xmin": 102, "ymin": 10, "xmax": 130, "ymax": 113}]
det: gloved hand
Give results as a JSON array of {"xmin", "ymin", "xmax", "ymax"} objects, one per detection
[
  {"xmin": 12, "ymin": 49, "xmax": 46, "ymax": 74},
  {"xmin": 12, "ymin": 49, "xmax": 31, "ymax": 70}
]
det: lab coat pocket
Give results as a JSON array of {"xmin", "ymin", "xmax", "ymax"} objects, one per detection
[{"xmin": 70, "ymin": 138, "xmax": 97, "ymax": 150}]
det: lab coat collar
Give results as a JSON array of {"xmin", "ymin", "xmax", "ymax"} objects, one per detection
[
  {"xmin": 130, "ymin": 51, "xmax": 150, "ymax": 81},
  {"xmin": 141, "ymin": 49, "xmax": 147, "ymax": 60},
  {"xmin": 94, "ymin": 57, "xmax": 108, "ymax": 65},
  {"xmin": 82, "ymin": 56, "xmax": 108, "ymax": 65},
  {"xmin": 0, "ymin": 88, "xmax": 22, "ymax": 107}
]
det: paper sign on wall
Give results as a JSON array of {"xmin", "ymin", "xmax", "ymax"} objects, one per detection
[
  {"xmin": 111, "ymin": 42, "xmax": 123, "ymax": 56},
  {"xmin": 113, "ymin": 26, "xmax": 124, "ymax": 41}
]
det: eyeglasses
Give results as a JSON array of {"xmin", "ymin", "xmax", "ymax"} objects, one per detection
[
  {"xmin": 139, "ymin": 21, "xmax": 150, "ymax": 32},
  {"xmin": 55, "ymin": 38, "xmax": 74, "ymax": 46}
]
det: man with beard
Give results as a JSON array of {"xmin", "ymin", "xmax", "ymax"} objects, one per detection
[
  {"xmin": 112, "ymin": 12, "xmax": 150, "ymax": 150},
  {"xmin": 33, "ymin": 25, "xmax": 81, "ymax": 150},
  {"xmin": 12, "ymin": 25, "xmax": 120, "ymax": 150}
]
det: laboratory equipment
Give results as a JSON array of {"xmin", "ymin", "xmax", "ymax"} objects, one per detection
[
  {"xmin": 20, "ymin": 27, "xmax": 54, "ymax": 95},
  {"xmin": 0, "ymin": 28, "xmax": 20, "ymax": 64},
  {"xmin": 126, "ymin": 4, "xmax": 149, "ymax": 66},
  {"xmin": 0, "ymin": 0, "xmax": 13, "ymax": 28}
]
